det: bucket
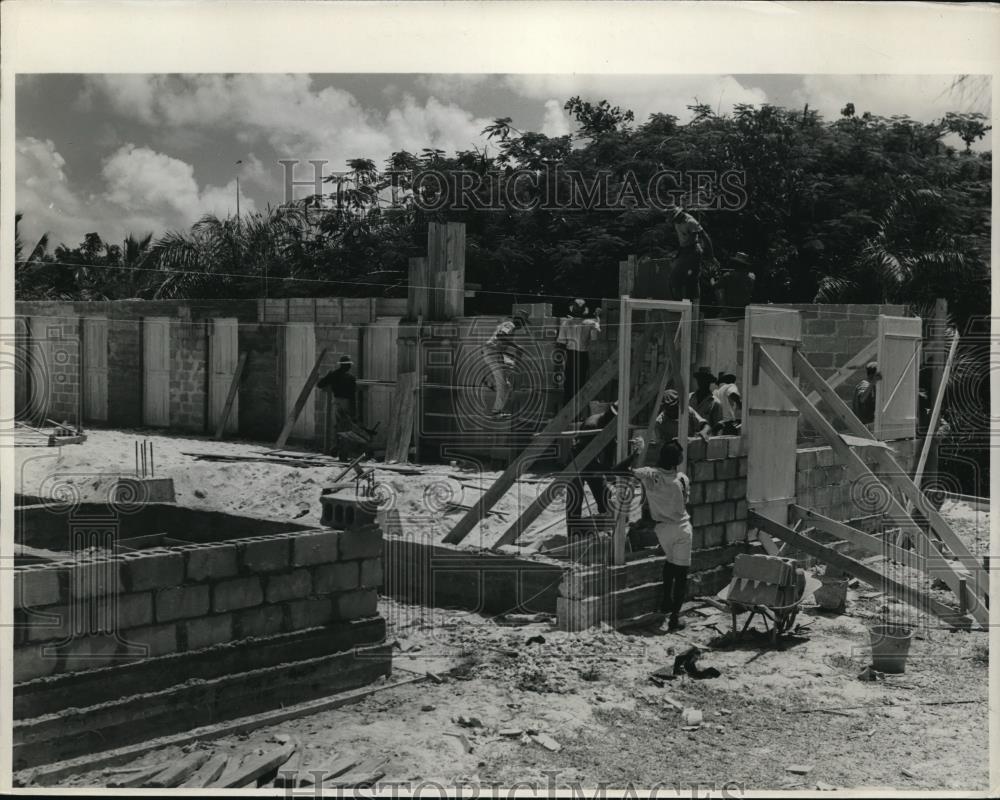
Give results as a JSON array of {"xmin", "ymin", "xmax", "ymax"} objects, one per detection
[
  {"xmin": 815, "ymin": 577, "xmax": 849, "ymax": 612},
  {"xmin": 869, "ymin": 624, "xmax": 913, "ymax": 674}
]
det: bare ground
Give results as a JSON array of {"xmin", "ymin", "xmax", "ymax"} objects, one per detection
[{"xmin": 15, "ymin": 429, "xmax": 992, "ymax": 791}]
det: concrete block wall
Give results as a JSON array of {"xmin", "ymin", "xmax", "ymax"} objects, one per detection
[
  {"xmin": 12, "ymin": 525, "xmax": 385, "ymax": 684},
  {"xmin": 40, "ymin": 316, "xmax": 81, "ymax": 423},
  {"xmin": 169, "ymin": 319, "xmax": 208, "ymax": 433}
]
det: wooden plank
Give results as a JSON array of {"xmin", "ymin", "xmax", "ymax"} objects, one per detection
[
  {"xmin": 742, "ymin": 306, "xmax": 801, "ymax": 524},
  {"xmin": 763, "ymin": 349, "xmax": 988, "ymax": 626},
  {"xmin": 912, "ymin": 331, "xmax": 958, "ymax": 490},
  {"xmin": 108, "ymin": 762, "xmax": 169, "ymax": 788},
  {"xmin": 323, "ymin": 757, "xmax": 389, "ymax": 788},
  {"xmin": 182, "ymin": 753, "xmax": 228, "ymax": 787},
  {"xmin": 213, "ymin": 351, "xmax": 248, "ymax": 440},
  {"xmin": 216, "ymin": 743, "xmax": 296, "ymax": 788},
  {"xmin": 749, "ymin": 511, "xmax": 969, "ymax": 628},
  {"xmin": 492, "ymin": 374, "xmax": 663, "ymax": 550},
  {"xmin": 148, "ymin": 750, "xmax": 211, "ymax": 787},
  {"xmin": 274, "ymin": 739, "xmax": 305, "ymax": 788},
  {"xmin": 408, "ymin": 257, "xmax": 429, "ymax": 320},
  {"xmin": 442, "ymin": 351, "xmax": 622, "ymax": 544},
  {"xmin": 387, "ymin": 371, "xmax": 418, "ymax": 462},
  {"xmin": 875, "ymin": 315, "xmax": 921, "ymax": 441},
  {"xmin": 275, "ymin": 348, "xmax": 328, "ymax": 449},
  {"xmin": 804, "ymin": 337, "xmax": 877, "ymax": 407}
]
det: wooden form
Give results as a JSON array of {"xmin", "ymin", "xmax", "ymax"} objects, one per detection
[
  {"xmin": 912, "ymin": 331, "xmax": 959, "ymax": 491},
  {"xmin": 755, "ymin": 344, "xmax": 988, "ymax": 626},
  {"xmin": 213, "ymin": 352, "xmax": 248, "ymax": 440},
  {"xmin": 749, "ymin": 511, "xmax": 971, "ymax": 629},
  {"xmin": 875, "ymin": 315, "xmax": 922, "ymax": 442},
  {"xmin": 384, "ymin": 371, "xmax": 418, "ymax": 463},
  {"xmin": 804, "ymin": 337, "xmax": 877, "ymax": 408},
  {"xmin": 425, "ymin": 222, "xmax": 465, "ymax": 320},
  {"xmin": 275, "ymin": 348, "xmax": 329, "ymax": 449},
  {"xmin": 442, "ymin": 352, "xmax": 623, "ymax": 544}
]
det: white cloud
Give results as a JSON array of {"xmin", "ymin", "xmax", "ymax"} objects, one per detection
[
  {"xmin": 540, "ymin": 99, "xmax": 571, "ymax": 137},
  {"xmin": 16, "ymin": 137, "xmax": 255, "ymax": 249}
]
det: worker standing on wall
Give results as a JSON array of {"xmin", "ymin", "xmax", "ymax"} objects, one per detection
[
  {"xmin": 482, "ymin": 312, "xmax": 528, "ymax": 418},
  {"xmin": 852, "ymin": 361, "xmax": 881, "ymax": 426},
  {"xmin": 656, "ymin": 389, "xmax": 712, "ymax": 443},
  {"xmin": 717, "ymin": 252, "xmax": 756, "ymax": 321},
  {"xmin": 612, "ymin": 436, "xmax": 693, "ymax": 632},
  {"xmin": 714, "ymin": 372, "xmax": 742, "ymax": 434},
  {"xmin": 690, "ymin": 367, "xmax": 724, "ymax": 432},
  {"xmin": 668, "ymin": 206, "xmax": 714, "ymax": 302},
  {"xmin": 555, "ymin": 299, "xmax": 601, "ymax": 418}
]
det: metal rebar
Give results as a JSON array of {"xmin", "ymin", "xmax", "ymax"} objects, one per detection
[
  {"xmin": 135, "ymin": 441, "xmax": 140, "ymax": 478},
  {"xmin": 150, "ymin": 442, "xmax": 155, "ymax": 477}
]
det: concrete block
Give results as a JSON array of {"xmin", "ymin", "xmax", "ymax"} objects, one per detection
[
  {"xmin": 185, "ymin": 614, "xmax": 234, "ymax": 650},
  {"xmin": 288, "ymin": 598, "xmax": 334, "ymax": 630},
  {"xmin": 692, "ymin": 505, "xmax": 713, "ymax": 528},
  {"xmin": 727, "ymin": 478, "xmax": 748, "ymax": 501},
  {"xmin": 69, "ymin": 559, "xmax": 125, "ymax": 600},
  {"xmin": 156, "ymin": 585, "xmax": 210, "ymax": 622},
  {"xmin": 62, "ymin": 634, "xmax": 121, "ymax": 673},
  {"xmin": 185, "ymin": 544, "xmax": 239, "ymax": 582},
  {"xmin": 359, "ymin": 559, "xmax": 383, "ymax": 588},
  {"xmin": 213, "ymin": 577, "xmax": 264, "ymax": 613},
  {"xmin": 692, "ymin": 461, "xmax": 715, "ymax": 483},
  {"xmin": 265, "ymin": 569, "xmax": 313, "ymax": 603},
  {"xmin": 809, "ymin": 319, "xmax": 837, "ymax": 335},
  {"xmin": 14, "ymin": 568, "xmax": 62, "ymax": 609},
  {"xmin": 124, "ymin": 623, "xmax": 178, "ymax": 657},
  {"xmin": 332, "ymin": 589, "xmax": 378, "ymax": 621},
  {"xmin": 236, "ymin": 605, "xmax": 286, "ymax": 639},
  {"xmin": 726, "ymin": 436, "xmax": 744, "ymax": 458},
  {"xmin": 691, "ymin": 527, "xmax": 708, "ymax": 551},
  {"xmin": 291, "ymin": 530, "xmax": 341, "ymax": 567},
  {"xmin": 735, "ymin": 499, "xmax": 748, "ymax": 520},
  {"xmin": 687, "ymin": 439, "xmax": 707, "ymax": 461},
  {"xmin": 725, "ymin": 521, "xmax": 746, "ymax": 545},
  {"xmin": 338, "ymin": 525, "xmax": 383, "ymax": 561},
  {"xmin": 688, "ymin": 482, "xmax": 704, "ymax": 505},
  {"xmin": 25, "ymin": 606, "xmax": 71, "ymax": 643},
  {"xmin": 239, "ymin": 537, "xmax": 290, "ymax": 573},
  {"xmin": 313, "ymin": 561, "xmax": 359, "ymax": 594},
  {"xmin": 703, "ymin": 524, "xmax": 726, "ymax": 548},
  {"xmin": 123, "ymin": 551, "xmax": 185, "ymax": 592},
  {"xmin": 706, "ymin": 438, "xmax": 729, "ymax": 460},
  {"xmin": 704, "ymin": 480, "xmax": 727, "ymax": 504},
  {"xmin": 97, "ymin": 592, "xmax": 154, "ymax": 631},
  {"xmin": 713, "ymin": 502, "xmax": 736, "ymax": 523},
  {"xmin": 13, "ymin": 645, "xmax": 60, "ymax": 683},
  {"xmin": 738, "ymin": 458, "xmax": 748, "ymax": 477},
  {"xmin": 715, "ymin": 458, "xmax": 739, "ymax": 480},
  {"xmin": 320, "ymin": 495, "xmax": 378, "ymax": 530}
]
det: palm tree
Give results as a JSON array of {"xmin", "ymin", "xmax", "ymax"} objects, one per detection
[{"xmin": 14, "ymin": 213, "xmax": 52, "ymax": 299}]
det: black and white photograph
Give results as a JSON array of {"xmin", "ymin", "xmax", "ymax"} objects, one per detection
[{"xmin": 2, "ymin": 2, "xmax": 997, "ymax": 796}]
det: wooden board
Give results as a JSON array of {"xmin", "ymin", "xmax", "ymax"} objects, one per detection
[
  {"xmin": 214, "ymin": 352, "xmax": 248, "ymax": 440},
  {"xmin": 386, "ymin": 371, "xmax": 417, "ymax": 462},
  {"xmin": 742, "ymin": 306, "xmax": 801, "ymax": 524},
  {"xmin": 276, "ymin": 344, "xmax": 326, "ymax": 448},
  {"xmin": 407, "ymin": 257, "xmax": 429, "ymax": 320},
  {"xmin": 208, "ymin": 317, "xmax": 240, "ymax": 435},
  {"xmin": 281, "ymin": 323, "xmax": 316, "ymax": 441},
  {"xmin": 362, "ymin": 317, "xmax": 401, "ymax": 447},
  {"xmin": 875, "ymin": 315, "xmax": 921, "ymax": 441},
  {"xmin": 142, "ymin": 316, "xmax": 171, "ymax": 427},
  {"xmin": 697, "ymin": 319, "xmax": 739, "ymax": 377},
  {"xmin": 82, "ymin": 316, "xmax": 109, "ymax": 423},
  {"xmin": 805, "ymin": 337, "xmax": 877, "ymax": 408}
]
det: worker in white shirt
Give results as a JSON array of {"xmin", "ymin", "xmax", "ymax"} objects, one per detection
[
  {"xmin": 482, "ymin": 312, "xmax": 528, "ymax": 418},
  {"xmin": 714, "ymin": 372, "xmax": 742, "ymax": 434},
  {"xmin": 555, "ymin": 299, "xmax": 601, "ymax": 417}
]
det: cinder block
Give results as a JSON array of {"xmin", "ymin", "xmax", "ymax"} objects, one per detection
[
  {"xmin": 715, "ymin": 459, "xmax": 739, "ymax": 480},
  {"xmin": 692, "ymin": 461, "xmax": 715, "ymax": 483},
  {"xmin": 62, "ymin": 634, "xmax": 121, "ymax": 673},
  {"xmin": 156, "ymin": 585, "xmax": 210, "ymax": 622},
  {"xmin": 185, "ymin": 614, "xmax": 233, "ymax": 650},
  {"xmin": 727, "ymin": 478, "xmax": 747, "ymax": 500},
  {"xmin": 123, "ymin": 551, "xmax": 185, "ymax": 592},
  {"xmin": 239, "ymin": 537, "xmax": 290, "ymax": 573},
  {"xmin": 688, "ymin": 482, "xmax": 704, "ymax": 505},
  {"xmin": 68, "ymin": 559, "xmax": 125, "ymax": 600},
  {"xmin": 14, "ymin": 645, "xmax": 60, "ymax": 682},
  {"xmin": 265, "ymin": 569, "xmax": 313, "ymax": 603},
  {"xmin": 332, "ymin": 589, "xmax": 378, "ymax": 621},
  {"xmin": 725, "ymin": 521, "xmax": 745, "ymax": 544},
  {"xmin": 25, "ymin": 605, "xmax": 70, "ymax": 642},
  {"xmin": 288, "ymin": 598, "xmax": 334, "ymax": 630},
  {"xmin": 687, "ymin": 439, "xmax": 707, "ymax": 461},
  {"xmin": 692, "ymin": 505, "xmax": 713, "ymax": 528},
  {"xmin": 313, "ymin": 561, "xmax": 359, "ymax": 594},
  {"xmin": 738, "ymin": 458, "xmax": 748, "ymax": 477},
  {"xmin": 14, "ymin": 568, "xmax": 62, "ymax": 609},
  {"xmin": 726, "ymin": 437, "xmax": 744, "ymax": 458},
  {"xmin": 703, "ymin": 524, "xmax": 726, "ymax": 548},
  {"xmin": 97, "ymin": 592, "xmax": 154, "ymax": 631},
  {"xmin": 236, "ymin": 605, "xmax": 286, "ymax": 639},
  {"xmin": 338, "ymin": 525, "xmax": 383, "ymax": 561},
  {"xmin": 691, "ymin": 527, "xmax": 708, "ymax": 551},
  {"xmin": 186, "ymin": 544, "xmax": 239, "ymax": 582},
  {"xmin": 320, "ymin": 495, "xmax": 378, "ymax": 530},
  {"xmin": 125, "ymin": 623, "xmax": 178, "ymax": 657},
  {"xmin": 213, "ymin": 577, "xmax": 263, "ymax": 613},
  {"xmin": 359, "ymin": 559, "xmax": 383, "ymax": 588},
  {"xmin": 706, "ymin": 438, "xmax": 729, "ymax": 460},
  {"xmin": 704, "ymin": 480, "xmax": 727, "ymax": 504},
  {"xmin": 734, "ymin": 499, "xmax": 748, "ymax": 520},
  {"xmin": 291, "ymin": 530, "xmax": 341, "ymax": 567},
  {"xmin": 713, "ymin": 502, "xmax": 736, "ymax": 523}
]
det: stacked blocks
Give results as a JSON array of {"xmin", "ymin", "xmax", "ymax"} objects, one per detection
[
  {"xmin": 726, "ymin": 554, "xmax": 803, "ymax": 608},
  {"xmin": 320, "ymin": 494, "xmax": 378, "ymax": 530}
]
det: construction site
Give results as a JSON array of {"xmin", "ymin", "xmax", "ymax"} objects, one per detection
[{"xmin": 10, "ymin": 221, "xmax": 991, "ymax": 791}]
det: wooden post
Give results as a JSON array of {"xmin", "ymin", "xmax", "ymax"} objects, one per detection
[
  {"xmin": 274, "ymin": 348, "xmax": 328, "ymax": 449},
  {"xmin": 407, "ymin": 257, "xmax": 429, "ymax": 320},
  {"xmin": 214, "ymin": 352, "xmax": 248, "ymax": 440},
  {"xmin": 912, "ymin": 331, "xmax": 958, "ymax": 491}
]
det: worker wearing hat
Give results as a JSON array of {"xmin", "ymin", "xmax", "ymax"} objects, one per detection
[
  {"xmin": 656, "ymin": 388, "xmax": 712, "ymax": 443},
  {"xmin": 667, "ymin": 206, "xmax": 714, "ymax": 302},
  {"xmin": 565, "ymin": 401, "xmax": 618, "ymax": 533},
  {"xmin": 555, "ymin": 299, "xmax": 601, "ymax": 418},
  {"xmin": 482, "ymin": 311, "xmax": 529, "ymax": 418},
  {"xmin": 318, "ymin": 354, "xmax": 376, "ymax": 458},
  {"xmin": 718, "ymin": 251, "xmax": 756, "ymax": 320},
  {"xmin": 852, "ymin": 361, "xmax": 881, "ymax": 426},
  {"xmin": 690, "ymin": 366, "xmax": 724, "ymax": 432}
]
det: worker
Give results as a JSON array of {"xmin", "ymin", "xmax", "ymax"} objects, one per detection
[
  {"xmin": 715, "ymin": 372, "xmax": 742, "ymax": 434},
  {"xmin": 690, "ymin": 367, "xmax": 724, "ymax": 432},
  {"xmin": 318, "ymin": 355, "xmax": 376, "ymax": 458},
  {"xmin": 717, "ymin": 252, "xmax": 756, "ymax": 320},
  {"xmin": 852, "ymin": 361, "xmax": 881, "ymax": 425},
  {"xmin": 667, "ymin": 206, "xmax": 714, "ymax": 302},
  {"xmin": 613, "ymin": 436, "xmax": 693, "ymax": 632},
  {"xmin": 555, "ymin": 299, "xmax": 601, "ymax": 418},
  {"xmin": 564, "ymin": 402, "xmax": 617, "ymax": 535},
  {"xmin": 656, "ymin": 389, "xmax": 712, "ymax": 443},
  {"xmin": 482, "ymin": 312, "xmax": 528, "ymax": 418},
  {"xmin": 318, "ymin": 355, "xmax": 358, "ymax": 419}
]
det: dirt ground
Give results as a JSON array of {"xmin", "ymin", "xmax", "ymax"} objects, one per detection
[{"xmin": 15, "ymin": 429, "xmax": 993, "ymax": 791}]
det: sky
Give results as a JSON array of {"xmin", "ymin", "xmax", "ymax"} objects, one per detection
[{"xmin": 15, "ymin": 73, "xmax": 992, "ymax": 250}]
